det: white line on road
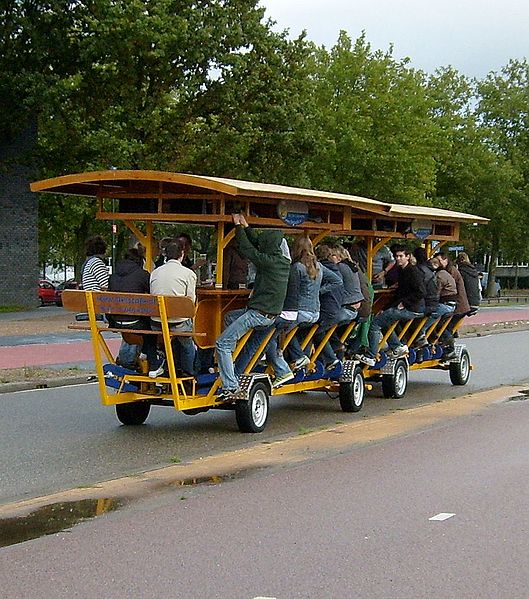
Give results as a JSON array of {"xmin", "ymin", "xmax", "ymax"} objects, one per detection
[{"xmin": 429, "ymin": 512, "xmax": 456, "ymax": 521}]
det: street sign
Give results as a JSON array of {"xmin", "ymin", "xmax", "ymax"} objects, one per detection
[{"xmin": 448, "ymin": 245, "xmax": 464, "ymax": 251}]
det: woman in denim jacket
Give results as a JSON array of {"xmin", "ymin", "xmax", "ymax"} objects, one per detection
[{"xmin": 287, "ymin": 236, "xmax": 342, "ymax": 369}]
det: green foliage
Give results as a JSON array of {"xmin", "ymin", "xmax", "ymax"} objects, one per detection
[{"xmin": 3, "ymin": 3, "xmax": 529, "ymax": 270}]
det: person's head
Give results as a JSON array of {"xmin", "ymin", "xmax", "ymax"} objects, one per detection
[
  {"xmin": 413, "ymin": 246, "xmax": 428, "ymax": 265},
  {"xmin": 86, "ymin": 236, "xmax": 107, "ymax": 257},
  {"xmin": 429, "ymin": 256, "xmax": 441, "ymax": 270},
  {"xmin": 158, "ymin": 237, "xmax": 173, "ymax": 255},
  {"xmin": 393, "ymin": 245, "xmax": 411, "ymax": 268},
  {"xmin": 331, "ymin": 244, "xmax": 351, "ymax": 263},
  {"xmin": 124, "ymin": 247, "xmax": 143, "ymax": 266},
  {"xmin": 292, "ymin": 235, "xmax": 319, "ymax": 279},
  {"xmin": 456, "ymin": 252, "xmax": 471, "ymax": 266},
  {"xmin": 177, "ymin": 233, "xmax": 192, "ymax": 256},
  {"xmin": 315, "ymin": 244, "xmax": 333, "ymax": 262},
  {"xmin": 433, "ymin": 251, "xmax": 450, "ymax": 269},
  {"xmin": 256, "ymin": 229, "xmax": 284, "ymax": 254},
  {"xmin": 165, "ymin": 239, "xmax": 186, "ymax": 261}
]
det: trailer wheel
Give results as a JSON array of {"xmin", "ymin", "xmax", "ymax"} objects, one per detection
[
  {"xmin": 449, "ymin": 349, "xmax": 471, "ymax": 386},
  {"xmin": 235, "ymin": 382, "xmax": 269, "ymax": 433},
  {"xmin": 115, "ymin": 401, "xmax": 151, "ymax": 425},
  {"xmin": 339, "ymin": 365, "xmax": 365, "ymax": 412},
  {"xmin": 382, "ymin": 359, "xmax": 408, "ymax": 399}
]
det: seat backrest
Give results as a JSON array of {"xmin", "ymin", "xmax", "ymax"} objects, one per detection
[{"xmin": 61, "ymin": 290, "xmax": 195, "ymax": 320}]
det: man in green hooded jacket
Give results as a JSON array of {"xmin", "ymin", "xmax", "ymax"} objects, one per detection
[{"xmin": 215, "ymin": 213, "xmax": 291, "ymax": 396}]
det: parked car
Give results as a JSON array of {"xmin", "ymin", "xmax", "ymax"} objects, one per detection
[
  {"xmin": 54, "ymin": 279, "xmax": 80, "ymax": 306},
  {"xmin": 38, "ymin": 280, "xmax": 56, "ymax": 306}
]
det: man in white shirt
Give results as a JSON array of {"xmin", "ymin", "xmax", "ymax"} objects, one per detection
[{"xmin": 149, "ymin": 240, "xmax": 197, "ymax": 377}]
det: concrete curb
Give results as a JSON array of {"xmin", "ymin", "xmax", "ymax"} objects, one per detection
[{"xmin": 0, "ymin": 375, "xmax": 96, "ymax": 394}]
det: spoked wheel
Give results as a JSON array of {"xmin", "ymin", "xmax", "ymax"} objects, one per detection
[
  {"xmin": 235, "ymin": 382, "xmax": 269, "ymax": 433},
  {"xmin": 339, "ymin": 365, "xmax": 365, "ymax": 412},
  {"xmin": 115, "ymin": 401, "xmax": 151, "ymax": 425},
  {"xmin": 382, "ymin": 358, "xmax": 408, "ymax": 399},
  {"xmin": 449, "ymin": 348, "xmax": 471, "ymax": 385}
]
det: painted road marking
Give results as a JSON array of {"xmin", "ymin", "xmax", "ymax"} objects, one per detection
[
  {"xmin": 253, "ymin": 596, "xmax": 277, "ymax": 599},
  {"xmin": 429, "ymin": 512, "xmax": 456, "ymax": 521}
]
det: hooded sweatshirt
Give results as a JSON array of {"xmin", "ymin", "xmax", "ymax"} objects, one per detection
[
  {"xmin": 457, "ymin": 263, "xmax": 481, "ymax": 308},
  {"xmin": 235, "ymin": 226, "xmax": 291, "ymax": 315},
  {"xmin": 108, "ymin": 258, "xmax": 150, "ymax": 325}
]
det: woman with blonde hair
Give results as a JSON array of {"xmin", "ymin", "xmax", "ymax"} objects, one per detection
[{"xmin": 286, "ymin": 235, "xmax": 342, "ymax": 369}]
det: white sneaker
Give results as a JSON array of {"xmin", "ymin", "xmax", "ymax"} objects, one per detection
[
  {"xmin": 272, "ymin": 371, "xmax": 295, "ymax": 388},
  {"xmin": 390, "ymin": 344, "xmax": 409, "ymax": 358},
  {"xmin": 356, "ymin": 353, "xmax": 376, "ymax": 367},
  {"xmin": 292, "ymin": 355, "xmax": 310, "ymax": 370},
  {"xmin": 148, "ymin": 360, "xmax": 166, "ymax": 378}
]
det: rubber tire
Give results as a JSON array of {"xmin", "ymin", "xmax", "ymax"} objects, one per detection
[
  {"xmin": 382, "ymin": 358, "xmax": 408, "ymax": 399},
  {"xmin": 115, "ymin": 401, "xmax": 151, "ymax": 425},
  {"xmin": 449, "ymin": 348, "xmax": 471, "ymax": 386},
  {"xmin": 339, "ymin": 365, "xmax": 365, "ymax": 412},
  {"xmin": 235, "ymin": 382, "xmax": 269, "ymax": 433}
]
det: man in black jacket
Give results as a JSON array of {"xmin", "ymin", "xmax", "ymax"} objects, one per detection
[
  {"xmin": 108, "ymin": 248, "xmax": 158, "ymax": 371},
  {"xmin": 357, "ymin": 246, "xmax": 425, "ymax": 366}
]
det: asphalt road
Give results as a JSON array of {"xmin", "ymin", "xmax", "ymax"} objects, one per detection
[
  {"xmin": 1, "ymin": 329, "xmax": 529, "ymax": 505},
  {"xmin": 1, "ymin": 386, "xmax": 528, "ymax": 598}
]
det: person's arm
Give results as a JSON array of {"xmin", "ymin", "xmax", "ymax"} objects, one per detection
[
  {"xmin": 93, "ymin": 259, "xmax": 109, "ymax": 290},
  {"xmin": 186, "ymin": 271, "xmax": 197, "ymax": 303},
  {"xmin": 235, "ymin": 224, "xmax": 279, "ymax": 269},
  {"xmin": 319, "ymin": 264, "xmax": 342, "ymax": 294}
]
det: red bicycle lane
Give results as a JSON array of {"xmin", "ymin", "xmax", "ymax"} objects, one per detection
[{"xmin": 0, "ymin": 339, "xmax": 121, "ymax": 369}]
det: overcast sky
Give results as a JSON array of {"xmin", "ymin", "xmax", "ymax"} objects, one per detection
[{"xmin": 259, "ymin": 0, "xmax": 528, "ymax": 79}]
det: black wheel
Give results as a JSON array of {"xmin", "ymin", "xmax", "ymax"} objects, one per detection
[
  {"xmin": 382, "ymin": 358, "xmax": 408, "ymax": 399},
  {"xmin": 449, "ymin": 348, "xmax": 471, "ymax": 385},
  {"xmin": 235, "ymin": 382, "xmax": 269, "ymax": 433},
  {"xmin": 115, "ymin": 401, "xmax": 151, "ymax": 425},
  {"xmin": 339, "ymin": 365, "xmax": 365, "ymax": 412}
]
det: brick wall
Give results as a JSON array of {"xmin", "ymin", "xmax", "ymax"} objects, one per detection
[{"xmin": 0, "ymin": 120, "xmax": 39, "ymax": 308}]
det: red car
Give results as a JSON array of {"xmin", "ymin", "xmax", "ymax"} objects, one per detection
[
  {"xmin": 38, "ymin": 280, "xmax": 56, "ymax": 305},
  {"xmin": 54, "ymin": 279, "xmax": 80, "ymax": 306}
]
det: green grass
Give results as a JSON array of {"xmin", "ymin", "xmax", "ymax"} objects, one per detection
[{"xmin": 0, "ymin": 305, "xmax": 26, "ymax": 313}]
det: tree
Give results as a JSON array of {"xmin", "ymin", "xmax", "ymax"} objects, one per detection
[{"xmin": 306, "ymin": 32, "xmax": 441, "ymax": 204}]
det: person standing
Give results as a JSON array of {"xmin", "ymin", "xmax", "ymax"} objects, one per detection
[
  {"xmin": 81, "ymin": 236, "xmax": 108, "ymax": 291},
  {"xmin": 149, "ymin": 240, "xmax": 197, "ymax": 377},
  {"xmin": 456, "ymin": 252, "xmax": 481, "ymax": 315}
]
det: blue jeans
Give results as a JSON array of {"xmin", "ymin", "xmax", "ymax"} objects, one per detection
[
  {"xmin": 118, "ymin": 340, "xmax": 140, "ymax": 369},
  {"xmin": 367, "ymin": 307, "xmax": 423, "ymax": 358},
  {"xmin": 151, "ymin": 319, "xmax": 196, "ymax": 375},
  {"xmin": 236, "ymin": 317, "xmax": 295, "ymax": 379},
  {"xmin": 421, "ymin": 303, "xmax": 455, "ymax": 339},
  {"xmin": 315, "ymin": 308, "xmax": 357, "ymax": 364},
  {"xmin": 285, "ymin": 310, "xmax": 319, "ymax": 362},
  {"xmin": 216, "ymin": 309, "xmax": 276, "ymax": 390}
]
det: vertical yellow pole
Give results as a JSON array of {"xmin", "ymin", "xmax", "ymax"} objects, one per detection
[
  {"xmin": 86, "ymin": 292, "xmax": 109, "ymax": 404},
  {"xmin": 145, "ymin": 221, "xmax": 154, "ymax": 272},
  {"xmin": 158, "ymin": 296, "xmax": 179, "ymax": 400},
  {"xmin": 216, "ymin": 222, "xmax": 224, "ymax": 288},
  {"xmin": 366, "ymin": 238, "xmax": 374, "ymax": 280}
]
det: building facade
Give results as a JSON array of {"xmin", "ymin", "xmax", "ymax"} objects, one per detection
[{"xmin": 0, "ymin": 120, "xmax": 39, "ymax": 308}]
